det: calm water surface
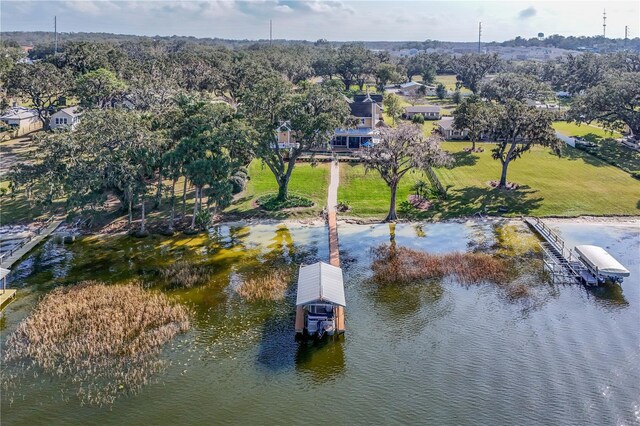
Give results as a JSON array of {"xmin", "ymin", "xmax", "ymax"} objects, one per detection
[{"xmin": 1, "ymin": 220, "xmax": 638, "ymax": 425}]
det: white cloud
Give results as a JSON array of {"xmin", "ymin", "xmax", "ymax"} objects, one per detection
[
  {"xmin": 1, "ymin": 0, "xmax": 638, "ymax": 41},
  {"xmin": 275, "ymin": 4, "xmax": 293, "ymax": 13}
]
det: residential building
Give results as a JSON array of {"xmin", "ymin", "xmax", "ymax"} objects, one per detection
[
  {"xmin": 0, "ymin": 106, "xmax": 42, "ymax": 136},
  {"xmin": 50, "ymin": 107, "xmax": 82, "ymax": 131},
  {"xmin": 331, "ymin": 93, "xmax": 384, "ymax": 150},
  {"xmin": 404, "ymin": 105, "xmax": 441, "ymax": 120},
  {"xmin": 437, "ymin": 117, "xmax": 468, "ymax": 140},
  {"xmin": 397, "ymin": 81, "xmax": 424, "ymax": 96}
]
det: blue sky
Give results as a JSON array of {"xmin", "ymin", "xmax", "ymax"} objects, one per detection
[{"xmin": 1, "ymin": 1, "xmax": 638, "ymax": 42}]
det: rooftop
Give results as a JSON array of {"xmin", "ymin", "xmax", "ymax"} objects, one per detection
[
  {"xmin": 437, "ymin": 116, "xmax": 455, "ymax": 130},
  {"xmin": 296, "ymin": 261, "xmax": 346, "ymax": 307},
  {"xmin": 54, "ymin": 106, "xmax": 82, "ymax": 117},
  {"xmin": 1, "ymin": 106, "xmax": 39, "ymax": 120},
  {"xmin": 405, "ymin": 105, "xmax": 441, "ymax": 113}
]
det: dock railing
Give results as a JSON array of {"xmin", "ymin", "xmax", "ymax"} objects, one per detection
[{"xmin": 0, "ymin": 216, "xmax": 57, "ymax": 262}]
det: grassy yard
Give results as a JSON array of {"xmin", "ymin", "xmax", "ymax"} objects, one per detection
[
  {"xmin": 553, "ymin": 121, "xmax": 621, "ymax": 140},
  {"xmin": 553, "ymin": 121, "xmax": 639, "ymax": 173},
  {"xmin": 225, "ymin": 160, "xmax": 330, "ymax": 218},
  {"xmin": 338, "ymin": 142, "xmax": 640, "ymax": 219}
]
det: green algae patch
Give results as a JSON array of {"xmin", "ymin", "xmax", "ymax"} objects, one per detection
[{"xmin": 494, "ymin": 223, "xmax": 541, "ymax": 257}]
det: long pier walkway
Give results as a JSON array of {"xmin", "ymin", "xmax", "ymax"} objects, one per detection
[
  {"xmin": 0, "ymin": 218, "xmax": 64, "ymax": 270},
  {"xmin": 524, "ymin": 217, "xmax": 596, "ymax": 285},
  {"xmin": 327, "ymin": 160, "xmax": 345, "ymax": 331}
]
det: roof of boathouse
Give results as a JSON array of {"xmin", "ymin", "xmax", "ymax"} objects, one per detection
[{"xmin": 296, "ymin": 261, "xmax": 346, "ymax": 307}]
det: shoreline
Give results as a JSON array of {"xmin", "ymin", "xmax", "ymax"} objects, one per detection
[{"xmin": 4, "ymin": 215, "xmax": 638, "ymax": 240}]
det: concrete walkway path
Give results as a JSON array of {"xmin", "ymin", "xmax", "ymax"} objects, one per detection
[
  {"xmin": 327, "ymin": 160, "xmax": 341, "ymax": 268},
  {"xmin": 327, "ymin": 159, "xmax": 340, "ymax": 213}
]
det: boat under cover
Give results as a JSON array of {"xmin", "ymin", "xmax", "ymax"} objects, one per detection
[{"xmin": 574, "ymin": 245, "xmax": 630, "ymax": 278}]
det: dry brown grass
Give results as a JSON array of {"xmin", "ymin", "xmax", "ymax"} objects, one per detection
[
  {"xmin": 3, "ymin": 281, "xmax": 190, "ymax": 406},
  {"xmin": 237, "ymin": 269, "xmax": 291, "ymax": 302},
  {"xmin": 160, "ymin": 260, "xmax": 211, "ymax": 288},
  {"xmin": 371, "ymin": 244, "xmax": 508, "ymax": 285}
]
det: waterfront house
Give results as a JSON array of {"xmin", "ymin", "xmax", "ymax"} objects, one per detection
[
  {"xmin": 0, "ymin": 106, "xmax": 42, "ymax": 137},
  {"xmin": 50, "ymin": 107, "xmax": 82, "ymax": 131},
  {"xmin": 437, "ymin": 117, "xmax": 468, "ymax": 140},
  {"xmin": 331, "ymin": 93, "xmax": 384, "ymax": 151},
  {"xmin": 404, "ymin": 105, "xmax": 442, "ymax": 120}
]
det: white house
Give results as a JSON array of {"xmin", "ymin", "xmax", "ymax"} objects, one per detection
[
  {"xmin": 0, "ymin": 106, "xmax": 42, "ymax": 136},
  {"xmin": 50, "ymin": 107, "xmax": 82, "ymax": 130}
]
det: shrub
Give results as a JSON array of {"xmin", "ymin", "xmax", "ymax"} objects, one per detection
[
  {"xmin": 230, "ymin": 175, "xmax": 246, "ymax": 194},
  {"xmin": 336, "ymin": 200, "xmax": 351, "ymax": 212},
  {"xmin": 3, "ymin": 281, "xmax": 190, "ymax": 406},
  {"xmin": 160, "ymin": 260, "xmax": 211, "ymax": 288},
  {"xmin": 412, "ymin": 114, "xmax": 425, "ymax": 124},
  {"xmin": 257, "ymin": 194, "xmax": 314, "ymax": 211},
  {"xmin": 237, "ymin": 269, "xmax": 291, "ymax": 302}
]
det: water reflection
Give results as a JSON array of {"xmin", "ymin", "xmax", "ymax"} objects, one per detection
[
  {"xmin": 295, "ymin": 336, "xmax": 346, "ymax": 383},
  {"xmin": 586, "ymin": 281, "xmax": 629, "ymax": 308}
]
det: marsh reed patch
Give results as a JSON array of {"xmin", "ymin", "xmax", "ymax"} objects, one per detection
[
  {"xmin": 3, "ymin": 281, "xmax": 190, "ymax": 406},
  {"xmin": 237, "ymin": 269, "xmax": 292, "ymax": 302},
  {"xmin": 371, "ymin": 244, "xmax": 509, "ymax": 286},
  {"xmin": 161, "ymin": 260, "xmax": 212, "ymax": 288}
]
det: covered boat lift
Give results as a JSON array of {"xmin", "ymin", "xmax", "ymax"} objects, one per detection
[
  {"xmin": 574, "ymin": 245, "xmax": 630, "ymax": 283},
  {"xmin": 295, "ymin": 261, "xmax": 346, "ymax": 338}
]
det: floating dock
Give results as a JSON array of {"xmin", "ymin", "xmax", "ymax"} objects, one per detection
[{"xmin": 524, "ymin": 217, "xmax": 598, "ymax": 285}]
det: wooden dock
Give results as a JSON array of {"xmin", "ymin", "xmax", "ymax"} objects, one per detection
[
  {"xmin": 327, "ymin": 161, "xmax": 344, "ymax": 332},
  {"xmin": 0, "ymin": 289, "xmax": 17, "ymax": 311},
  {"xmin": 0, "ymin": 218, "xmax": 63, "ymax": 270}
]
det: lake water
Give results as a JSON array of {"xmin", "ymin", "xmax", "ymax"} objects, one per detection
[{"xmin": 1, "ymin": 220, "xmax": 639, "ymax": 425}]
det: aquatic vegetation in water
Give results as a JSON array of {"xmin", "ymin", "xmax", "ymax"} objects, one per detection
[
  {"xmin": 161, "ymin": 260, "xmax": 212, "ymax": 288},
  {"xmin": 3, "ymin": 281, "xmax": 190, "ymax": 406},
  {"xmin": 371, "ymin": 244, "xmax": 508, "ymax": 285},
  {"xmin": 494, "ymin": 224, "xmax": 540, "ymax": 257},
  {"xmin": 237, "ymin": 269, "xmax": 292, "ymax": 302}
]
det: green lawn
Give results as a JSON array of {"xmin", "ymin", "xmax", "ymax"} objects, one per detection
[
  {"xmin": 553, "ymin": 121, "xmax": 639, "ymax": 172},
  {"xmin": 553, "ymin": 121, "xmax": 621, "ymax": 140},
  {"xmin": 338, "ymin": 142, "xmax": 640, "ymax": 219},
  {"xmin": 225, "ymin": 160, "xmax": 330, "ymax": 218}
]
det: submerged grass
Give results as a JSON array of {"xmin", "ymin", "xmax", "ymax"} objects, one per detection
[
  {"xmin": 237, "ymin": 269, "xmax": 292, "ymax": 302},
  {"xmin": 371, "ymin": 244, "xmax": 541, "ymax": 300},
  {"xmin": 3, "ymin": 281, "xmax": 190, "ymax": 406},
  {"xmin": 160, "ymin": 260, "xmax": 212, "ymax": 288}
]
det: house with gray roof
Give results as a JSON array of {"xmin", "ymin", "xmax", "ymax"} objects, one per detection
[
  {"xmin": 403, "ymin": 105, "xmax": 442, "ymax": 120},
  {"xmin": 331, "ymin": 93, "xmax": 385, "ymax": 150},
  {"xmin": 0, "ymin": 106, "xmax": 42, "ymax": 136}
]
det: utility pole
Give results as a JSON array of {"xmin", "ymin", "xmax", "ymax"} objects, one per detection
[
  {"xmin": 602, "ymin": 9, "xmax": 607, "ymax": 38},
  {"xmin": 478, "ymin": 21, "xmax": 482, "ymax": 53},
  {"xmin": 269, "ymin": 19, "xmax": 272, "ymax": 45},
  {"xmin": 625, "ymin": 25, "xmax": 629, "ymax": 48},
  {"xmin": 54, "ymin": 16, "xmax": 58, "ymax": 55}
]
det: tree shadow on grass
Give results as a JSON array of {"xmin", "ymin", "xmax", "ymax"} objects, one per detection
[
  {"xmin": 439, "ymin": 185, "xmax": 544, "ymax": 217},
  {"xmin": 449, "ymin": 150, "xmax": 478, "ymax": 167},
  {"xmin": 557, "ymin": 145, "xmax": 608, "ymax": 168}
]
